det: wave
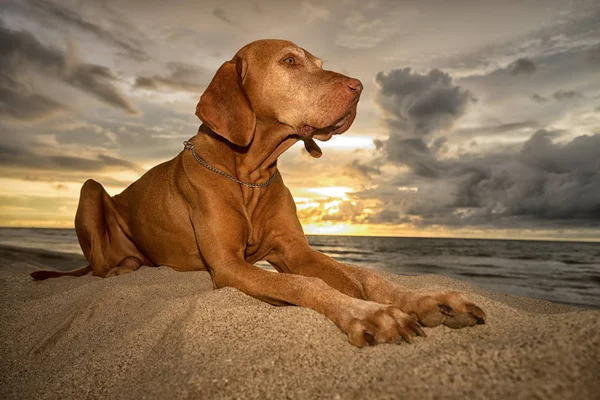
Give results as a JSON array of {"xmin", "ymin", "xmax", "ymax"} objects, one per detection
[
  {"xmin": 590, "ymin": 276, "xmax": 600, "ymax": 286},
  {"xmin": 459, "ymin": 271, "xmax": 512, "ymax": 279}
]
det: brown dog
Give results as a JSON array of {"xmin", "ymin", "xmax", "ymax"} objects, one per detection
[{"xmin": 31, "ymin": 40, "xmax": 485, "ymax": 347}]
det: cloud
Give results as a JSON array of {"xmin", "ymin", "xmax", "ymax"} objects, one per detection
[
  {"xmin": 321, "ymin": 200, "xmax": 365, "ymax": 222},
  {"xmin": 552, "ymin": 89, "xmax": 583, "ymax": 101},
  {"xmin": 346, "ymin": 160, "xmax": 381, "ymax": 180},
  {"xmin": 134, "ymin": 62, "xmax": 210, "ymax": 92},
  {"xmin": 371, "ymin": 67, "xmax": 474, "ymax": 177},
  {"xmin": 296, "ymin": 197, "xmax": 367, "ymax": 225},
  {"xmin": 0, "ymin": 143, "xmax": 144, "ymax": 174},
  {"xmin": 455, "ymin": 130, "xmax": 600, "ymax": 223},
  {"xmin": 375, "ymin": 136, "xmax": 443, "ymax": 178},
  {"xmin": 19, "ymin": 172, "xmax": 133, "ymax": 189},
  {"xmin": 357, "ymin": 58, "xmax": 599, "ymax": 229},
  {"xmin": 530, "ymin": 90, "xmax": 582, "ymax": 103},
  {"xmin": 302, "ymin": 2, "xmax": 330, "ymax": 22},
  {"xmin": 335, "ymin": 11, "xmax": 394, "ymax": 49},
  {"xmin": 507, "ymin": 58, "xmax": 537, "ymax": 76},
  {"xmin": 0, "ymin": 23, "xmax": 138, "ymax": 118},
  {"xmin": 0, "ymin": 77, "xmax": 66, "ymax": 121},
  {"xmin": 65, "ymin": 44, "xmax": 139, "ymax": 114},
  {"xmin": 213, "ymin": 7, "xmax": 236, "ymax": 25},
  {"xmin": 356, "ymin": 130, "xmax": 600, "ymax": 227},
  {"xmin": 212, "ymin": 7, "xmax": 249, "ymax": 30},
  {"xmin": 453, "ymin": 120, "xmax": 538, "ymax": 138},
  {"xmin": 21, "ymin": 0, "xmax": 148, "ymax": 60},
  {"xmin": 530, "ymin": 93, "xmax": 549, "ymax": 103},
  {"xmin": 375, "ymin": 68, "xmax": 474, "ymax": 136}
]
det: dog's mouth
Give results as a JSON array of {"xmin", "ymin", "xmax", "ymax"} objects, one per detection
[{"xmin": 297, "ymin": 104, "xmax": 358, "ymax": 158}]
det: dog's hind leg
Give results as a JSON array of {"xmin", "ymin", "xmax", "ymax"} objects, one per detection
[
  {"xmin": 30, "ymin": 179, "xmax": 149, "ymax": 280},
  {"xmin": 74, "ymin": 179, "xmax": 151, "ymax": 278}
]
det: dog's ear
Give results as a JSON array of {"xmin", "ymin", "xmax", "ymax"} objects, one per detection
[{"xmin": 196, "ymin": 57, "xmax": 256, "ymax": 147}]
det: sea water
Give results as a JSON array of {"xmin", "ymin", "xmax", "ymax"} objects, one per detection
[{"xmin": 1, "ymin": 227, "xmax": 598, "ymax": 309}]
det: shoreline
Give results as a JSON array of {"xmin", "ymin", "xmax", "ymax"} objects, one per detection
[
  {"xmin": 0, "ymin": 243, "xmax": 590, "ymax": 313},
  {"xmin": 0, "ymin": 243, "xmax": 589, "ymax": 312}
]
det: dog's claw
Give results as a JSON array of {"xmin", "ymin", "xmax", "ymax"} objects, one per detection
[
  {"xmin": 466, "ymin": 303, "xmax": 487, "ymax": 324},
  {"xmin": 399, "ymin": 329, "xmax": 413, "ymax": 343},
  {"xmin": 409, "ymin": 321, "xmax": 427, "ymax": 337},
  {"xmin": 364, "ymin": 331, "xmax": 376, "ymax": 346}
]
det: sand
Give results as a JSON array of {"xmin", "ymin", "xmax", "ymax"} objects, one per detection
[{"xmin": 1, "ymin": 244, "xmax": 599, "ymax": 399}]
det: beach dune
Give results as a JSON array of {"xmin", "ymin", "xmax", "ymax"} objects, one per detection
[{"xmin": 1, "ymin": 245, "xmax": 599, "ymax": 399}]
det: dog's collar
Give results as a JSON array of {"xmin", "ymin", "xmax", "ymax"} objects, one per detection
[{"xmin": 183, "ymin": 140, "xmax": 278, "ymax": 188}]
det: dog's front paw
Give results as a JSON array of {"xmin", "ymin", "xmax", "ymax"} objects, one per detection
[
  {"xmin": 398, "ymin": 290, "xmax": 486, "ymax": 329},
  {"xmin": 341, "ymin": 300, "xmax": 425, "ymax": 347}
]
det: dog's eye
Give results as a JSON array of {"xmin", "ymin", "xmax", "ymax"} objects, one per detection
[{"xmin": 283, "ymin": 57, "xmax": 295, "ymax": 65}]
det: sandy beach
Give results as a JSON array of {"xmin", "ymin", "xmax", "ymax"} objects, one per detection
[{"xmin": 1, "ymin": 244, "xmax": 599, "ymax": 399}]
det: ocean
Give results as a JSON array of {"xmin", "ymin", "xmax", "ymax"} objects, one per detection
[{"xmin": 1, "ymin": 227, "xmax": 598, "ymax": 309}]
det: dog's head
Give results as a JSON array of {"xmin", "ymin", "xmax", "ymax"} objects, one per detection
[{"xmin": 196, "ymin": 39, "xmax": 362, "ymax": 157}]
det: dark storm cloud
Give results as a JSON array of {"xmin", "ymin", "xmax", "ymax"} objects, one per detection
[
  {"xmin": 357, "ymin": 130, "xmax": 600, "ymax": 227},
  {"xmin": 18, "ymin": 0, "xmax": 148, "ymax": 60},
  {"xmin": 454, "ymin": 130, "xmax": 600, "ymax": 222},
  {"xmin": 134, "ymin": 62, "xmax": 210, "ymax": 92},
  {"xmin": 372, "ymin": 67, "xmax": 473, "ymax": 177},
  {"xmin": 374, "ymin": 136, "xmax": 443, "ymax": 178},
  {"xmin": 507, "ymin": 58, "xmax": 537, "ymax": 76},
  {"xmin": 358, "ymin": 59, "xmax": 600, "ymax": 228},
  {"xmin": 375, "ymin": 68, "xmax": 474, "ymax": 136},
  {"xmin": 0, "ymin": 143, "xmax": 144, "ymax": 174},
  {"xmin": 0, "ymin": 23, "xmax": 138, "ymax": 119}
]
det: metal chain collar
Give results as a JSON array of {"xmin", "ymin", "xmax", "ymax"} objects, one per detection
[{"xmin": 183, "ymin": 140, "xmax": 278, "ymax": 188}]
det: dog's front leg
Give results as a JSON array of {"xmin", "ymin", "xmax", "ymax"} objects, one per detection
[
  {"xmin": 208, "ymin": 261, "xmax": 424, "ymax": 347},
  {"xmin": 269, "ymin": 245, "xmax": 486, "ymax": 330}
]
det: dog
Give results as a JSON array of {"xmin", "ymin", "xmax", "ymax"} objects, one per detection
[{"xmin": 31, "ymin": 40, "xmax": 485, "ymax": 347}]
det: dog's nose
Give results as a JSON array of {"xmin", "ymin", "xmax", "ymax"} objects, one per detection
[{"xmin": 346, "ymin": 78, "xmax": 363, "ymax": 94}]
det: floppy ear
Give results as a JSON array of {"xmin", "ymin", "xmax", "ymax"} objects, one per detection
[{"xmin": 195, "ymin": 57, "xmax": 256, "ymax": 147}]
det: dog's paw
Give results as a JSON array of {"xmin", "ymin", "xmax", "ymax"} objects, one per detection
[
  {"xmin": 342, "ymin": 300, "xmax": 426, "ymax": 347},
  {"xmin": 105, "ymin": 257, "xmax": 143, "ymax": 278},
  {"xmin": 105, "ymin": 267, "xmax": 136, "ymax": 277},
  {"xmin": 402, "ymin": 291, "xmax": 486, "ymax": 329}
]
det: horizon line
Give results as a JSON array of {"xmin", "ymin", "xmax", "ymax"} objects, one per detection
[{"xmin": 1, "ymin": 226, "xmax": 598, "ymax": 244}]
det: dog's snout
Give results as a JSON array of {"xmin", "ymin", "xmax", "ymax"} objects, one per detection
[{"xmin": 346, "ymin": 78, "xmax": 363, "ymax": 94}]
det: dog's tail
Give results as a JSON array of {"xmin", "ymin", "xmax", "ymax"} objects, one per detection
[{"xmin": 30, "ymin": 265, "xmax": 93, "ymax": 281}]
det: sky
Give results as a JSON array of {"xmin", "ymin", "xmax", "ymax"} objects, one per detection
[{"xmin": 0, "ymin": 0, "xmax": 599, "ymax": 241}]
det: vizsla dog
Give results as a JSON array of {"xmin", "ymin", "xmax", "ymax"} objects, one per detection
[{"xmin": 32, "ymin": 39, "xmax": 485, "ymax": 347}]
